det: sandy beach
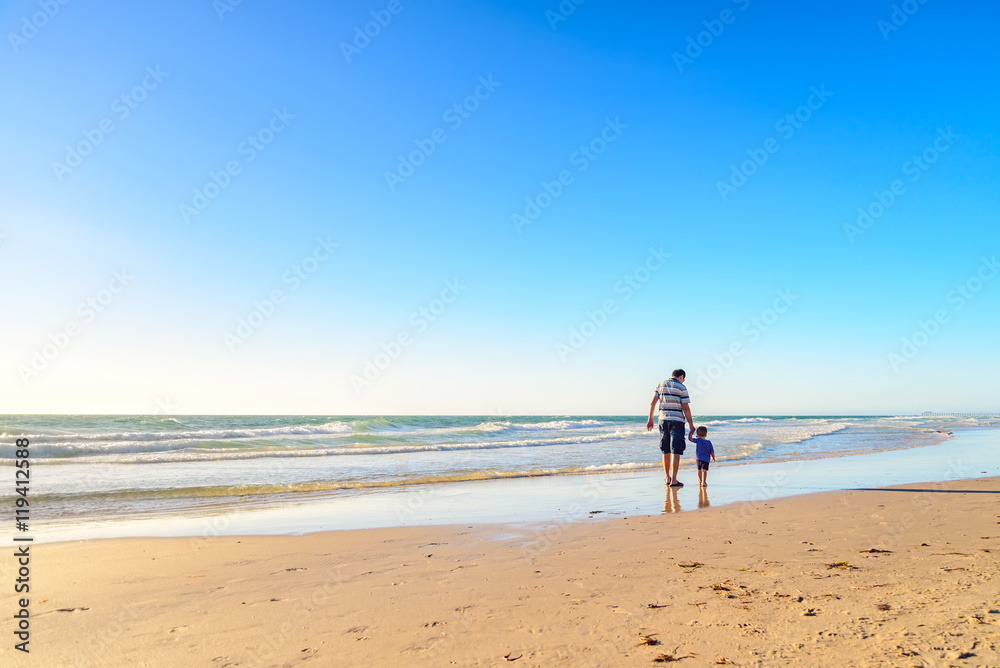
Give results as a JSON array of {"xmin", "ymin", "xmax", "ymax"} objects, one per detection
[{"xmin": 5, "ymin": 475, "xmax": 999, "ymax": 667}]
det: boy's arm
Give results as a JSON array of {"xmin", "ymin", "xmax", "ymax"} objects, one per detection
[{"xmin": 711, "ymin": 444, "xmax": 716, "ymax": 462}]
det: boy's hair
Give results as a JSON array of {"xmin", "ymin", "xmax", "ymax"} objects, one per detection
[
  {"xmin": 672, "ymin": 369, "xmax": 686, "ymax": 379},
  {"xmin": 696, "ymin": 426, "xmax": 707, "ymax": 436}
]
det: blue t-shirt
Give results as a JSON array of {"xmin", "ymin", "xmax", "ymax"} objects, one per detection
[{"xmin": 692, "ymin": 437, "xmax": 714, "ymax": 462}]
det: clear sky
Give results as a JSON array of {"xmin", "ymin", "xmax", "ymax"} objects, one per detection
[{"xmin": 2, "ymin": 0, "xmax": 998, "ymax": 415}]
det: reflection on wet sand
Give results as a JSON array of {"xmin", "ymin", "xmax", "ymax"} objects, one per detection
[
  {"xmin": 662, "ymin": 486, "xmax": 712, "ymax": 513},
  {"xmin": 664, "ymin": 487, "xmax": 681, "ymax": 514}
]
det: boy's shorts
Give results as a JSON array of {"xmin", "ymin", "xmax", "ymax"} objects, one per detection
[
  {"xmin": 697, "ymin": 460, "xmax": 710, "ymax": 471},
  {"xmin": 659, "ymin": 421, "xmax": 686, "ymax": 455}
]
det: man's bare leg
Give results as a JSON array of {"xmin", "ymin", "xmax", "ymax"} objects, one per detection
[
  {"xmin": 670, "ymin": 453, "xmax": 680, "ymax": 485},
  {"xmin": 662, "ymin": 453, "xmax": 671, "ymax": 484}
]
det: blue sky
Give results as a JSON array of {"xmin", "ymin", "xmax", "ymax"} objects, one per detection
[{"xmin": 1, "ymin": 0, "xmax": 997, "ymax": 415}]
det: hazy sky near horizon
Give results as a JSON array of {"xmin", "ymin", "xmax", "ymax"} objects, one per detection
[{"xmin": 2, "ymin": 0, "xmax": 998, "ymax": 415}]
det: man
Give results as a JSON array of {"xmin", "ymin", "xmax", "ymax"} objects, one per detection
[{"xmin": 646, "ymin": 369, "xmax": 695, "ymax": 487}]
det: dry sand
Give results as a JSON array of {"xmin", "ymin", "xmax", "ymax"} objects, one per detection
[{"xmin": 4, "ymin": 477, "xmax": 999, "ymax": 667}]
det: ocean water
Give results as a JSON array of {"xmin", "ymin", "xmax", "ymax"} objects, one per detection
[{"xmin": 0, "ymin": 414, "xmax": 989, "ymax": 525}]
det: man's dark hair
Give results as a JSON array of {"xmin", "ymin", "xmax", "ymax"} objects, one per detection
[{"xmin": 672, "ymin": 369, "xmax": 686, "ymax": 379}]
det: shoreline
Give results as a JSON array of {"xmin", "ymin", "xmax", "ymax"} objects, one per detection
[
  {"xmin": 31, "ymin": 422, "xmax": 957, "ymax": 494},
  {"xmin": 5, "ymin": 475, "xmax": 999, "ymax": 667},
  {"xmin": 26, "ymin": 427, "xmax": 999, "ymax": 544}
]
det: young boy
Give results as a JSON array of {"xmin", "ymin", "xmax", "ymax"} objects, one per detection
[{"xmin": 689, "ymin": 426, "xmax": 716, "ymax": 487}]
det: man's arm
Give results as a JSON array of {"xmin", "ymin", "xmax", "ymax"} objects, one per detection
[
  {"xmin": 682, "ymin": 402, "xmax": 695, "ymax": 437},
  {"xmin": 646, "ymin": 394, "xmax": 659, "ymax": 431}
]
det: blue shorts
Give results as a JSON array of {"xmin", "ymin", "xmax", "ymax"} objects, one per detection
[{"xmin": 659, "ymin": 421, "xmax": 686, "ymax": 455}]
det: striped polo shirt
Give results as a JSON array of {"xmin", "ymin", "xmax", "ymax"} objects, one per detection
[{"xmin": 655, "ymin": 378, "xmax": 690, "ymax": 423}]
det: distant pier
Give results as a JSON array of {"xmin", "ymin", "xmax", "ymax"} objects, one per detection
[{"xmin": 921, "ymin": 412, "xmax": 1000, "ymax": 417}]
